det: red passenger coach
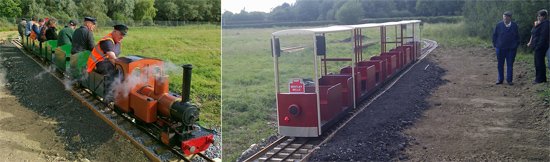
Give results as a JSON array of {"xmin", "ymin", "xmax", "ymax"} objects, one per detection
[{"xmin": 272, "ymin": 20, "xmax": 421, "ymax": 137}]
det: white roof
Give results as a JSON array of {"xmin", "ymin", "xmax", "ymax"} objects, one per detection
[
  {"xmin": 272, "ymin": 20, "xmax": 421, "ymax": 36},
  {"xmin": 344, "ymin": 23, "xmax": 384, "ymax": 29},
  {"xmin": 272, "ymin": 26, "xmax": 353, "ymax": 36},
  {"xmin": 400, "ymin": 20, "xmax": 421, "ymax": 24}
]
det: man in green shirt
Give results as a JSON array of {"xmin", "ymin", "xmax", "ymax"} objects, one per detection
[
  {"xmin": 18, "ymin": 18, "xmax": 27, "ymax": 39},
  {"xmin": 57, "ymin": 20, "xmax": 78, "ymax": 47}
]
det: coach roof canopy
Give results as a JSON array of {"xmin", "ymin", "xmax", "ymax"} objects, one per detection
[
  {"xmin": 272, "ymin": 26, "xmax": 353, "ymax": 36},
  {"xmin": 272, "ymin": 20, "xmax": 421, "ymax": 36}
]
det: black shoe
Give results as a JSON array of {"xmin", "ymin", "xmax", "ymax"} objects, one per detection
[
  {"xmin": 508, "ymin": 82, "xmax": 513, "ymax": 85},
  {"xmin": 533, "ymin": 81, "xmax": 541, "ymax": 85},
  {"xmin": 495, "ymin": 81, "xmax": 503, "ymax": 85}
]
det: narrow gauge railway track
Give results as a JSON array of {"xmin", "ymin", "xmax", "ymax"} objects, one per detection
[
  {"xmin": 7, "ymin": 39, "xmax": 215, "ymax": 162},
  {"xmin": 244, "ymin": 39, "xmax": 438, "ymax": 162}
]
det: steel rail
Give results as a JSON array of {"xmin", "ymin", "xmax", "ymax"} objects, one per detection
[
  {"xmin": 279, "ymin": 139, "xmax": 309, "ymax": 162},
  {"xmin": 243, "ymin": 136, "xmax": 290, "ymax": 162}
]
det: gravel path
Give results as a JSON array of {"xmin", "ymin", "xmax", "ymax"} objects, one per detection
[{"xmin": 0, "ymin": 41, "xmax": 148, "ymax": 161}]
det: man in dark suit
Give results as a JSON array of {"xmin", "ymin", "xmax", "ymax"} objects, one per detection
[
  {"xmin": 71, "ymin": 17, "xmax": 97, "ymax": 55},
  {"xmin": 492, "ymin": 11, "xmax": 520, "ymax": 85},
  {"xmin": 70, "ymin": 17, "xmax": 96, "ymax": 76}
]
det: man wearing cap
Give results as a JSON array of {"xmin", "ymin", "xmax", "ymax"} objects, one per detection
[
  {"xmin": 71, "ymin": 17, "xmax": 97, "ymax": 54},
  {"xmin": 87, "ymin": 24, "xmax": 128, "ymax": 76},
  {"xmin": 492, "ymin": 11, "xmax": 520, "ymax": 85},
  {"xmin": 70, "ymin": 17, "xmax": 96, "ymax": 76},
  {"xmin": 57, "ymin": 20, "xmax": 78, "ymax": 47},
  {"xmin": 18, "ymin": 18, "xmax": 27, "ymax": 39}
]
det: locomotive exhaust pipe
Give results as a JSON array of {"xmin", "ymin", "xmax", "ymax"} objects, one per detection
[
  {"xmin": 168, "ymin": 64, "xmax": 199, "ymax": 126},
  {"xmin": 182, "ymin": 64, "xmax": 193, "ymax": 103}
]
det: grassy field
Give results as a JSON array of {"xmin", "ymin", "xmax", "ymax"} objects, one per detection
[
  {"xmin": 222, "ymin": 25, "xmax": 407, "ymax": 161},
  {"xmin": 221, "ymin": 28, "xmax": 281, "ymax": 161},
  {"xmin": 92, "ymin": 25, "xmax": 221, "ymax": 127},
  {"xmin": 2, "ymin": 25, "xmax": 221, "ymax": 127}
]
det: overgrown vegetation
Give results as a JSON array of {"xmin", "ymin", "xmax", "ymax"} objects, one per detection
[
  {"xmin": 422, "ymin": 22, "xmax": 491, "ymax": 49},
  {"xmin": 0, "ymin": 17, "xmax": 17, "ymax": 31},
  {"xmin": 463, "ymin": 1, "xmax": 550, "ymax": 44}
]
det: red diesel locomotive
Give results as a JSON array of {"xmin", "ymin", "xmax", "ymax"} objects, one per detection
[{"xmin": 271, "ymin": 20, "xmax": 421, "ymax": 137}]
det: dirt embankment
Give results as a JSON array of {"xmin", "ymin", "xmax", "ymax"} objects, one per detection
[
  {"xmin": 309, "ymin": 45, "xmax": 549, "ymax": 161},
  {"xmin": 0, "ymin": 41, "xmax": 149, "ymax": 161},
  {"xmin": 404, "ymin": 46, "xmax": 549, "ymax": 161}
]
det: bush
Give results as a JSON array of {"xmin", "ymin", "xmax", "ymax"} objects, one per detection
[
  {"xmin": 389, "ymin": 10, "xmax": 413, "ymax": 18},
  {"xmin": 141, "ymin": 16, "xmax": 154, "ymax": 26},
  {"xmin": 0, "ymin": 17, "xmax": 16, "ymax": 31},
  {"xmin": 336, "ymin": 1, "xmax": 364, "ymax": 25}
]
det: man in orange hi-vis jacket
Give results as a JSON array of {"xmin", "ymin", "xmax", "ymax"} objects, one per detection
[{"xmin": 87, "ymin": 24, "xmax": 129, "ymax": 77}]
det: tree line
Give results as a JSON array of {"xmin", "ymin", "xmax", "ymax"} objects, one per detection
[
  {"xmin": 0, "ymin": 0, "xmax": 221, "ymax": 24},
  {"xmin": 222, "ymin": 0, "xmax": 464, "ymax": 25}
]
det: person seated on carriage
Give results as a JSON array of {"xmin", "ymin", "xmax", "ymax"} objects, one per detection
[
  {"xmin": 86, "ymin": 24, "xmax": 129, "ymax": 79},
  {"xmin": 30, "ymin": 18, "xmax": 44, "ymax": 40},
  {"xmin": 57, "ymin": 20, "xmax": 78, "ymax": 47}
]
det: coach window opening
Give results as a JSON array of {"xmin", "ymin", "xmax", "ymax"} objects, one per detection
[
  {"xmin": 316, "ymin": 30, "xmax": 356, "ymax": 109},
  {"xmin": 381, "ymin": 24, "xmax": 404, "ymax": 54}
]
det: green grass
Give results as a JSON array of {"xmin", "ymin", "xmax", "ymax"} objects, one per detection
[
  {"xmin": 222, "ymin": 25, "xmax": 414, "ymax": 161},
  {"xmin": 222, "ymin": 28, "xmax": 280, "ymax": 161},
  {"xmin": 92, "ymin": 25, "xmax": 221, "ymax": 127},
  {"xmin": 7, "ymin": 32, "xmax": 17, "ymax": 38},
  {"xmin": 422, "ymin": 22, "xmax": 492, "ymax": 48}
]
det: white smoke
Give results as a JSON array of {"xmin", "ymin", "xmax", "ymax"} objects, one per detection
[
  {"xmin": 163, "ymin": 61, "xmax": 184, "ymax": 75},
  {"xmin": 34, "ymin": 66, "xmax": 56, "ymax": 80},
  {"xmin": 0, "ymin": 57, "xmax": 5, "ymax": 90},
  {"xmin": 108, "ymin": 62, "xmax": 166, "ymax": 99},
  {"xmin": 85, "ymin": 61, "xmax": 183, "ymax": 101},
  {"xmin": 62, "ymin": 74, "xmax": 87, "ymax": 91}
]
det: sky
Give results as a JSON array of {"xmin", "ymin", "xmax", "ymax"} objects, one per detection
[{"xmin": 222, "ymin": 0, "xmax": 297, "ymax": 13}]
